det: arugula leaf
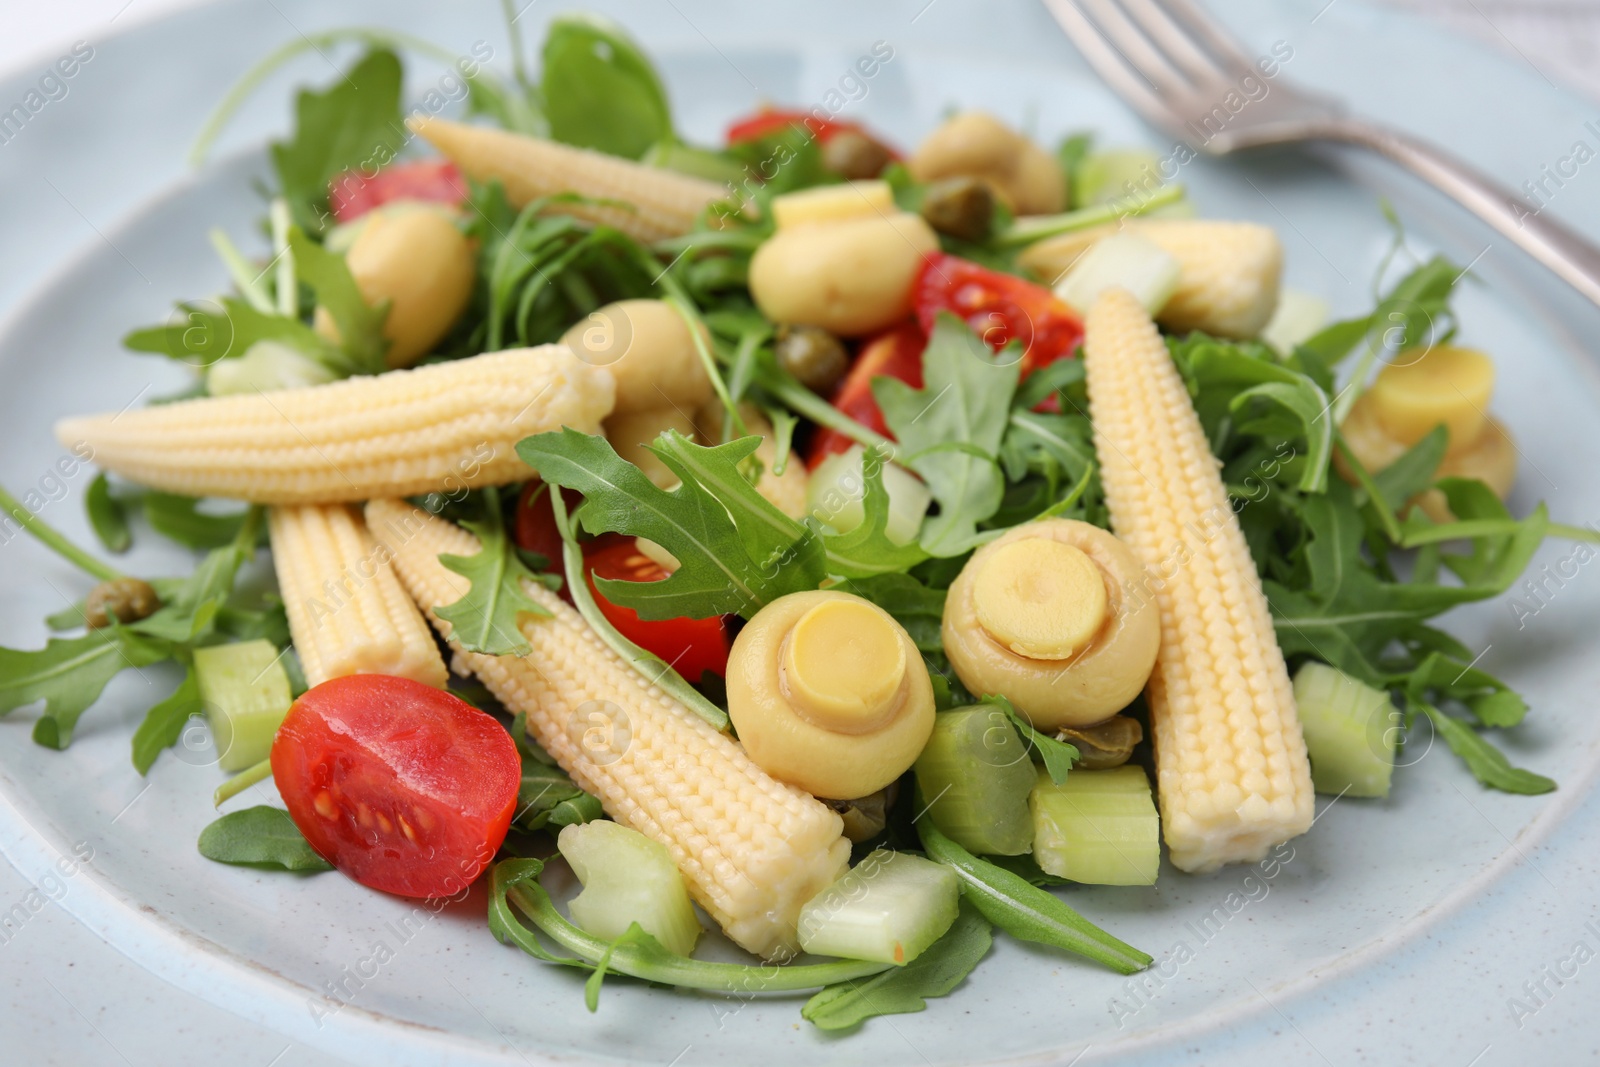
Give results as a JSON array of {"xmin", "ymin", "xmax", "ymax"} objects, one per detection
[
  {"xmin": 1371, "ymin": 426, "xmax": 1448, "ymax": 513},
  {"xmin": 436, "ymin": 488, "xmax": 552, "ymax": 656},
  {"xmin": 143, "ymin": 491, "xmax": 249, "ymax": 550},
  {"xmin": 835, "ymin": 572, "xmax": 946, "ymax": 653},
  {"xmin": 876, "ymin": 314, "xmax": 1020, "ymax": 556},
  {"xmin": 131, "ymin": 665, "xmax": 203, "ymax": 775},
  {"xmin": 269, "ymin": 49, "xmax": 405, "ymax": 232},
  {"xmin": 197, "ymin": 806, "xmax": 333, "ymax": 871},
  {"xmin": 802, "ymin": 900, "xmax": 993, "ymax": 1031},
  {"xmin": 132, "ymin": 508, "xmax": 263, "ymax": 644},
  {"xmin": 518, "ymin": 428, "xmax": 824, "ymax": 620},
  {"xmin": 540, "ymin": 14, "xmax": 673, "ymax": 160},
  {"xmin": 288, "ymin": 227, "xmax": 389, "ymax": 374},
  {"xmin": 86, "ymin": 473, "xmax": 131, "ymax": 554},
  {"xmin": 124, "ymin": 297, "xmax": 345, "ymax": 373},
  {"xmin": 987, "ymin": 694, "xmax": 1079, "ymax": 784},
  {"xmin": 915, "ymin": 806, "xmax": 1150, "ymax": 974},
  {"xmin": 1413, "ymin": 702, "xmax": 1555, "ymax": 794},
  {"xmin": 817, "ymin": 445, "xmax": 931, "ymax": 579},
  {"xmin": 514, "ymin": 747, "xmax": 603, "ymax": 831},
  {"xmin": 0, "ymin": 627, "xmax": 174, "ymax": 750},
  {"xmin": 1299, "ymin": 255, "xmax": 1461, "ymax": 367}
]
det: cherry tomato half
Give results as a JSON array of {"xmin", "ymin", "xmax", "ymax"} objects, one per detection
[
  {"xmin": 329, "ymin": 160, "xmax": 469, "ymax": 224},
  {"xmin": 514, "ymin": 481, "xmax": 582, "ymax": 579},
  {"xmin": 271, "ymin": 675, "xmax": 520, "ymax": 899},
  {"xmin": 585, "ymin": 537, "xmax": 730, "ymax": 681},
  {"xmin": 805, "ymin": 321, "xmax": 927, "ymax": 469},
  {"xmin": 913, "ymin": 253, "xmax": 1084, "ymax": 377},
  {"xmin": 726, "ymin": 106, "xmax": 869, "ymax": 146}
]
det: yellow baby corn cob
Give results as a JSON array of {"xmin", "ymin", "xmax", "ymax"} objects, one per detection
[
  {"xmin": 56, "ymin": 347, "xmax": 615, "ymax": 505},
  {"xmin": 365, "ymin": 498, "xmax": 849, "ymax": 959},
  {"xmin": 1082, "ymin": 289, "xmax": 1313, "ymax": 873},
  {"xmin": 268, "ymin": 504, "xmax": 447, "ymax": 689},
  {"xmin": 412, "ymin": 116, "xmax": 726, "ymax": 242},
  {"xmin": 1136, "ymin": 219, "xmax": 1282, "ymax": 339},
  {"xmin": 1017, "ymin": 218, "xmax": 1283, "ymax": 339}
]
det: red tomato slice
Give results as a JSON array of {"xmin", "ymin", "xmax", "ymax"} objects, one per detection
[
  {"xmin": 585, "ymin": 537, "xmax": 730, "ymax": 681},
  {"xmin": 514, "ymin": 482, "xmax": 578, "ymax": 571},
  {"xmin": 329, "ymin": 160, "xmax": 469, "ymax": 224},
  {"xmin": 913, "ymin": 253, "xmax": 1084, "ymax": 378},
  {"xmin": 271, "ymin": 675, "xmax": 520, "ymax": 899},
  {"xmin": 724, "ymin": 107, "xmax": 900, "ymax": 159},
  {"xmin": 805, "ymin": 321, "xmax": 927, "ymax": 469}
]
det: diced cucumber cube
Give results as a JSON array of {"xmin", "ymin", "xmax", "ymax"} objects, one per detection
[
  {"xmin": 1030, "ymin": 765, "xmax": 1160, "ymax": 885},
  {"xmin": 559, "ymin": 820, "xmax": 701, "ymax": 956},
  {"xmin": 206, "ymin": 340, "xmax": 335, "ymax": 396},
  {"xmin": 797, "ymin": 849, "xmax": 959, "ymax": 965},
  {"xmin": 913, "ymin": 705, "xmax": 1036, "ymax": 855},
  {"xmin": 1292, "ymin": 662, "xmax": 1397, "ymax": 798},
  {"xmin": 1075, "ymin": 149, "xmax": 1162, "ymax": 206},
  {"xmin": 1260, "ymin": 289, "xmax": 1330, "ymax": 356},
  {"xmin": 194, "ymin": 639, "xmax": 292, "ymax": 771},
  {"xmin": 1054, "ymin": 233, "xmax": 1181, "ymax": 317}
]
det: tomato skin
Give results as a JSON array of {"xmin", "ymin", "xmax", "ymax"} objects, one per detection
[
  {"xmin": 585, "ymin": 538, "xmax": 730, "ymax": 681},
  {"xmin": 805, "ymin": 321, "xmax": 927, "ymax": 468},
  {"xmin": 271, "ymin": 675, "xmax": 520, "ymax": 899},
  {"xmin": 329, "ymin": 160, "xmax": 468, "ymax": 224},
  {"xmin": 726, "ymin": 107, "xmax": 861, "ymax": 146},
  {"xmin": 514, "ymin": 482, "xmax": 578, "ymax": 574},
  {"xmin": 913, "ymin": 253, "xmax": 1084, "ymax": 378}
]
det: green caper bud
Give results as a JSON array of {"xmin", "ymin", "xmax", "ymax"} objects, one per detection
[
  {"xmin": 1057, "ymin": 714, "xmax": 1143, "ymax": 770},
  {"xmin": 825, "ymin": 783, "xmax": 896, "ymax": 843},
  {"xmin": 821, "ymin": 130, "xmax": 893, "ymax": 181},
  {"xmin": 775, "ymin": 324, "xmax": 850, "ymax": 395},
  {"xmin": 84, "ymin": 577, "xmax": 161, "ymax": 629},
  {"xmin": 919, "ymin": 176, "xmax": 996, "ymax": 242}
]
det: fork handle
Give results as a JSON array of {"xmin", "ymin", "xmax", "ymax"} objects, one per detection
[{"xmin": 1312, "ymin": 117, "xmax": 1600, "ymax": 308}]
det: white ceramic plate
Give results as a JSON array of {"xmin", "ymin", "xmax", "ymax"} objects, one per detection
[{"xmin": 3, "ymin": 1, "xmax": 1600, "ymax": 1064}]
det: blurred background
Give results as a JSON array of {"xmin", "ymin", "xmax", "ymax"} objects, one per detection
[{"xmin": 5, "ymin": 0, "xmax": 1599, "ymax": 102}]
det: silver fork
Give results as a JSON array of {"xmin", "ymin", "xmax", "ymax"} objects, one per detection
[{"xmin": 1041, "ymin": 0, "xmax": 1600, "ymax": 309}]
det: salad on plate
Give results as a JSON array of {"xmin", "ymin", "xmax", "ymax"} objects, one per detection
[{"xmin": 0, "ymin": 9, "xmax": 1581, "ymax": 1032}]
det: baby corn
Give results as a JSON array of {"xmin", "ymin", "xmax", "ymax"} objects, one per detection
[
  {"xmin": 1082, "ymin": 289, "xmax": 1313, "ymax": 873},
  {"xmin": 366, "ymin": 499, "xmax": 849, "ymax": 959},
  {"xmin": 57, "ymin": 347, "xmax": 614, "ymax": 505},
  {"xmin": 412, "ymin": 117, "xmax": 726, "ymax": 242},
  {"xmin": 268, "ymin": 504, "xmax": 447, "ymax": 689}
]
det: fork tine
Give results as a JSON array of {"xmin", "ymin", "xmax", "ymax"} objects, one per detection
[
  {"xmin": 1151, "ymin": 0, "xmax": 1263, "ymax": 78},
  {"xmin": 1078, "ymin": 0, "xmax": 1193, "ymax": 96},
  {"xmin": 1117, "ymin": 0, "xmax": 1229, "ymax": 84},
  {"xmin": 1041, "ymin": 0, "xmax": 1182, "ymax": 135}
]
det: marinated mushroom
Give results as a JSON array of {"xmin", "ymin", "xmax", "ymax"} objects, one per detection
[
  {"xmin": 1057, "ymin": 715, "xmax": 1143, "ymax": 770},
  {"xmin": 908, "ymin": 111, "xmax": 1065, "ymax": 216},
  {"xmin": 85, "ymin": 577, "xmax": 161, "ymax": 629},
  {"xmin": 560, "ymin": 298, "xmax": 713, "ymax": 415},
  {"xmin": 316, "ymin": 203, "xmax": 476, "ymax": 368},
  {"xmin": 1336, "ymin": 345, "xmax": 1517, "ymax": 522},
  {"xmin": 726, "ymin": 590, "xmax": 936, "ymax": 799},
  {"xmin": 942, "ymin": 518, "xmax": 1160, "ymax": 729}
]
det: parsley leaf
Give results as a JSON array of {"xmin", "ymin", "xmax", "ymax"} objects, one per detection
[
  {"xmin": 1, "ymin": 627, "xmax": 174, "ymax": 750},
  {"xmin": 269, "ymin": 49, "xmax": 405, "ymax": 232},
  {"xmin": 518, "ymin": 428, "xmax": 825, "ymax": 620},
  {"xmin": 436, "ymin": 488, "xmax": 552, "ymax": 657},
  {"xmin": 197, "ymin": 806, "xmax": 333, "ymax": 872},
  {"xmin": 802, "ymin": 900, "xmax": 993, "ymax": 1031},
  {"xmin": 875, "ymin": 313, "xmax": 1020, "ymax": 556}
]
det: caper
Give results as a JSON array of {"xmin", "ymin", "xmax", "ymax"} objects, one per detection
[
  {"xmin": 774, "ymin": 324, "xmax": 850, "ymax": 394},
  {"xmin": 822, "ymin": 130, "xmax": 893, "ymax": 180},
  {"xmin": 1057, "ymin": 714, "xmax": 1143, "ymax": 770},
  {"xmin": 825, "ymin": 782, "xmax": 898, "ymax": 843},
  {"xmin": 84, "ymin": 577, "xmax": 161, "ymax": 629},
  {"xmin": 919, "ymin": 177, "xmax": 996, "ymax": 243}
]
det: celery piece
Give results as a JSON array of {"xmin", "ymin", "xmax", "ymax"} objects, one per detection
[
  {"xmin": 558, "ymin": 820, "xmax": 701, "ymax": 957},
  {"xmin": 797, "ymin": 849, "xmax": 959, "ymax": 965},
  {"xmin": 1054, "ymin": 233, "xmax": 1181, "ymax": 317},
  {"xmin": 1074, "ymin": 149, "xmax": 1162, "ymax": 206},
  {"xmin": 1292, "ymin": 662, "xmax": 1397, "ymax": 798},
  {"xmin": 1029, "ymin": 765, "xmax": 1160, "ymax": 886},
  {"xmin": 807, "ymin": 444, "xmax": 932, "ymax": 546},
  {"xmin": 206, "ymin": 341, "xmax": 337, "ymax": 396},
  {"xmin": 1261, "ymin": 289, "xmax": 1331, "ymax": 356},
  {"xmin": 194, "ymin": 639, "xmax": 292, "ymax": 772},
  {"xmin": 913, "ymin": 705, "xmax": 1036, "ymax": 855}
]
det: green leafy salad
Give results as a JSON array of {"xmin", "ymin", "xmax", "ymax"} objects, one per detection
[{"xmin": 0, "ymin": 6, "xmax": 1587, "ymax": 1034}]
